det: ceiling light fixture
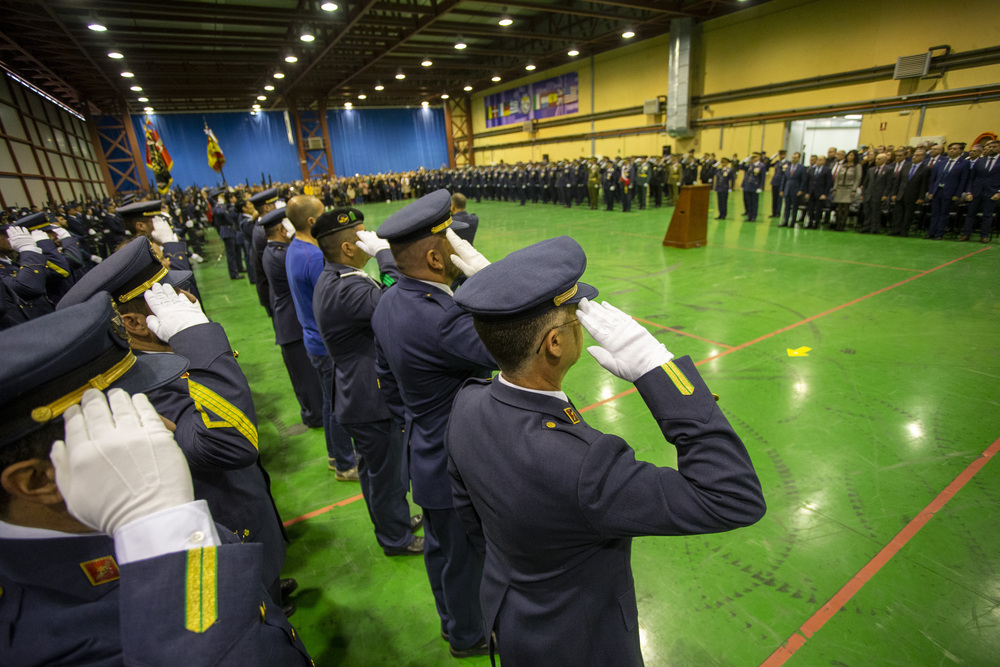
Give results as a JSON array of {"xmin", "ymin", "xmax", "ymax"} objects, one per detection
[
  {"xmin": 87, "ymin": 16, "xmax": 107, "ymax": 32},
  {"xmin": 345, "ymin": 102, "xmax": 353, "ymax": 108},
  {"xmin": 300, "ymin": 26, "xmax": 315, "ymax": 42},
  {"xmin": 145, "ymin": 109, "xmax": 154, "ymax": 115},
  {"xmin": 499, "ymin": 16, "xmax": 513, "ymax": 27},
  {"xmin": 441, "ymin": 93, "xmax": 449, "ymax": 99},
  {"xmin": 491, "ymin": 74, "xmax": 501, "ymax": 82},
  {"xmin": 568, "ymin": 48, "xmax": 580, "ymax": 57},
  {"xmin": 257, "ymin": 95, "xmax": 267, "ymax": 100},
  {"xmin": 107, "ymin": 51, "xmax": 124, "ymax": 59},
  {"xmin": 421, "ymin": 58, "xmax": 433, "ymax": 67},
  {"xmin": 525, "ymin": 63, "xmax": 536, "ymax": 71},
  {"xmin": 321, "ymin": 2, "xmax": 339, "ymax": 10},
  {"xmin": 143, "ymin": 106, "xmax": 154, "ymax": 112},
  {"xmin": 358, "ymin": 94, "xmax": 367, "ymax": 99},
  {"xmin": 463, "ymin": 85, "xmax": 473, "ymax": 91},
  {"xmin": 252, "ymin": 104, "xmax": 261, "ymax": 110},
  {"xmin": 130, "ymin": 85, "xmax": 142, "ymax": 91},
  {"xmin": 264, "ymin": 84, "xmax": 275, "ymax": 91},
  {"xmin": 285, "ymin": 54, "xmax": 299, "ymax": 63},
  {"xmin": 454, "ymin": 37, "xmax": 467, "ymax": 50},
  {"xmin": 421, "ymin": 101, "xmax": 429, "ymax": 107},
  {"xmin": 374, "ymin": 83, "xmax": 385, "ymax": 91},
  {"xmin": 395, "ymin": 70, "xmax": 406, "ymax": 80},
  {"xmin": 137, "ymin": 96, "xmax": 149, "ymax": 102},
  {"xmin": 120, "ymin": 71, "xmax": 134, "ymax": 78},
  {"xmin": 273, "ymin": 72, "xmax": 285, "ymax": 79},
  {"xmin": 622, "ymin": 30, "xmax": 635, "ymax": 39}
]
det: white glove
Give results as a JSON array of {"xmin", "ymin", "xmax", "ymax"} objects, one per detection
[
  {"xmin": 445, "ymin": 227, "xmax": 490, "ymax": 277},
  {"xmin": 6, "ymin": 226, "xmax": 41, "ymax": 254},
  {"xmin": 151, "ymin": 216, "xmax": 178, "ymax": 244},
  {"xmin": 50, "ymin": 388, "xmax": 194, "ymax": 536},
  {"xmin": 88, "ymin": 229, "xmax": 97, "ymax": 236},
  {"xmin": 52, "ymin": 226, "xmax": 73, "ymax": 240},
  {"xmin": 577, "ymin": 298, "xmax": 673, "ymax": 382},
  {"xmin": 143, "ymin": 282, "xmax": 209, "ymax": 341},
  {"xmin": 185, "ymin": 220, "xmax": 194, "ymax": 228},
  {"xmin": 355, "ymin": 229, "xmax": 390, "ymax": 256},
  {"xmin": 30, "ymin": 229, "xmax": 50, "ymax": 244},
  {"xmin": 281, "ymin": 219, "xmax": 295, "ymax": 239},
  {"xmin": 90, "ymin": 255, "xmax": 104, "ymax": 264}
]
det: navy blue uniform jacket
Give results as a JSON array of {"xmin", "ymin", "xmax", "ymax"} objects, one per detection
[
  {"xmin": 262, "ymin": 241, "xmax": 304, "ymax": 346},
  {"xmin": 142, "ymin": 323, "xmax": 287, "ymax": 591},
  {"xmin": 313, "ymin": 250, "xmax": 400, "ymax": 424},
  {"xmin": 446, "ymin": 358, "xmax": 766, "ymax": 666},
  {"xmin": 371, "ymin": 276, "xmax": 496, "ymax": 509},
  {"xmin": 0, "ymin": 530, "xmax": 311, "ymax": 666}
]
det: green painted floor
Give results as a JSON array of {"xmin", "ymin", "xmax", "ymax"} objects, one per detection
[{"xmin": 192, "ymin": 195, "xmax": 999, "ymax": 667}]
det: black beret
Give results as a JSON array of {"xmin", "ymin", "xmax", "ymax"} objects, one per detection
[{"xmin": 311, "ymin": 207, "xmax": 364, "ymax": 241}]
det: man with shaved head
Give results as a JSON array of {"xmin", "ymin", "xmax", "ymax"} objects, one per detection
[{"xmin": 284, "ymin": 195, "xmax": 359, "ymax": 479}]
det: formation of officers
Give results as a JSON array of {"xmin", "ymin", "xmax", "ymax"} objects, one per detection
[{"xmin": 0, "ymin": 182, "xmax": 767, "ymax": 665}]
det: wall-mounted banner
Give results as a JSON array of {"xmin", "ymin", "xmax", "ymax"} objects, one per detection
[{"xmin": 484, "ymin": 72, "xmax": 579, "ymax": 128}]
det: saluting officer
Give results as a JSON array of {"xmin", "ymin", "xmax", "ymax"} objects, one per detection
[
  {"xmin": 447, "ymin": 237, "xmax": 767, "ymax": 666},
  {"xmin": 311, "ymin": 208, "xmax": 424, "ymax": 556},
  {"xmin": 713, "ymin": 157, "xmax": 736, "ymax": 219},
  {"xmin": 117, "ymin": 200, "xmax": 200, "ymax": 299},
  {"xmin": 0, "ymin": 293, "xmax": 312, "ymax": 665},
  {"xmin": 57, "ymin": 239, "xmax": 297, "ymax": 615},
  {"xmin": 370, "ymin": 189, "xmax": 497, "ymax": 657}
]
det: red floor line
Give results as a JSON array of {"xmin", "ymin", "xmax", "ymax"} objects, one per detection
[
  {"xmin": 283, "ymin": 493, "xmax": 365, "ymax": 527},
  {"xmin": 759, "ymin": 436, "xmax": 1000, "ymax": 667},
  {"xmin": 631, "ymin": 316, "xmax": 735, "ymax": 349},
  {"xmin": 714, "ymin": 243, "xmax": 925, "ymax": 272}
]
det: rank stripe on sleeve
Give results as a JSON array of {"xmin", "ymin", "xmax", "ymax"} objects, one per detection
[
  {"xmin": 187, "ymin": 378, "xmax": 259, "ymax": 449},
  {"xmin": 185, "ymin": 547, "xmax": 218, "ymax": 633},
  {"xmin": 661, "ymin": 361, "xmax": 695, "ymax": 395},
  {"xmin": 46, "ymin": 261, "xmax": 70, "ymax": 277}
]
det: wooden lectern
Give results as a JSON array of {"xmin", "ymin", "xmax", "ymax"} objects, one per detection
[{"xmin": 662, "ymin": 184, "xmax": 710, "ymax": 249}]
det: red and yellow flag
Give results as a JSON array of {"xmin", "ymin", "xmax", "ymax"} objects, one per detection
[
  {"xmin": 144, "ymin": 118, "xmax": 173, "ymax": 195},
  {"xmin": 205, "ymin": 125, "xmax": 225, "ymax": 173}
]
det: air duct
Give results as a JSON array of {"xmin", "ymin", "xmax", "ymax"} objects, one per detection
[{"xmin": 666, "ymin": 18, "xmax": 693, "ymax": 138}]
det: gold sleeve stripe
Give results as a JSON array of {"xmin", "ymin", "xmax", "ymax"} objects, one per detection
[
  {"xmin": 46, "ymin": 261, "xmax": 70, "ymax": 278},
  {"xmin": 662, "ymin": 361, "xmax": 695, "ymax": 395},
  {"xmin": 188, "ymin": 379, "xmax": 259, "ymax": 449},
  {"xmin": 185, "ymin": 547, "xmax": 218, "ymax": 633}
]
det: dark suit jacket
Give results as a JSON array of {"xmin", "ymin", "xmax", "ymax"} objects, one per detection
[
  {"xmin": 806, "ymin": 165, "xmax": 833, "ymax": 198},
  {"xmin": 896, "ymin": 162, "xmax": 931, "ymax": 204},
  {"xmin": 452, "ymin": 210, "xmax": 479, "ymax": 244},
  {"xmin": 446, "ymin": 359, "xmax": 766, "ymax": 666},
  {"xmin": 782, "ymin": 163, "xmax": 807, "ymax": 195},
  {"xmin": 371, "ymin": 276, "xmax": 496, "ymax": 509},
  {"xmin": 261, "ymin": 241, "xmax": 304, "ymax": 346},
  {"xmin": 862, "ymin": 165, "xmax": 892, "ymax": 202},
  {"xmin": 313, "ymin": 250, "xmax": 401, "ymax": 424},
  {"xmin": 967, "ymin": 155, "xmax": 1000, "ymax": 198},
  {"xmin": 929, "ymin": 157, "xmax": 969, "ymax": 199}
]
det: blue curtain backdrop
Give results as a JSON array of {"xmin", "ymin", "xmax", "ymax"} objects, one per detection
[
  {"xmin": 131, "ymin": 111, "xmax": 301, "ymax": 189},
  {"xmin": 327, "ymin": 107, "xmax": 448, "ymax": 176},
  {"xmin": 132, "ymin": 107, "xmax": 448, "ymax": 189}
]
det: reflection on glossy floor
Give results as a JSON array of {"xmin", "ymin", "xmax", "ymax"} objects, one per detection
[{"xmin": 193, "ymin": 195, "xmax": 998, "ymax": 667}]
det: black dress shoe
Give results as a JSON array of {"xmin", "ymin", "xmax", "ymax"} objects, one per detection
[
  {"xmin": 410, "ymin": 514, "xmax": 424, "ymax": 532},
  {"xmin": 280, "ymin": 578, "xmax": 298, "ymax": 598},
  {"xmin": 450, "ymin": 638, "xmax": 489, "ymax": 658},
  {"xmin": 282, "ymin": 601, "xmax": 297, "ymax": 618},
  {"xmin": 384, "ymin": 536, "xmax": 425, "ymax": 556}
]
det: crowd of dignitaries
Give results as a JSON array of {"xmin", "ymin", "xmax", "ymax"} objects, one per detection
[{"xmin": 1, "ymin": 180, "xmax": 767, "ymax": 663}]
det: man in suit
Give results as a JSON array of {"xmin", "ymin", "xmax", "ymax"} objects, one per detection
[
  {"xmin": 57, "ymin": 239, "xmax": 296, "ymax": 615},
  {"xmin": 370, "ymin": 190, "xmax": 497, "ymax": 657},
  {"xmin": 803, "ymin": 156, "xmax": 832, "ymax": 229},
  {"xmin": 959, "ymin": 139, "xmax": 1000, "ymax": 242},
  {"xmin": 779, "ymin": 152, "xmax": 807, "ymax": 227},
  {"xmin": 885, "ymin": 148, "xmax": 910, "ymax": 235},
  {"xmin": 259, "ymin": 208, "xmax": 324, "ymax": 428},
  {"xmin": 891, "ymin": 149, "xmax": 932, "ymax": 236},
  {"xmin": 450, "ymin": 192, "xmax": 479, "ymax": 245},
  {"xmin": 0, "ymin": 294, "xmax": 312, "ymax": 666},
  {"xmin": 312, "ymin": 208, "xmax": 424, "ymax": 556},
  {"xmin": 860, "ymin": 153, "xmax": 892, "ymax": 234},
  {"xmin": 770, "ymin": 150, "xmax": 788, "ymax": 218},
  {"xmin": 446, "ymin": 237, "xmax": 766, "ymax": 666},
  {"xmin": 926, "ymin": 142, "xmax": 969, "ymax": 240}
]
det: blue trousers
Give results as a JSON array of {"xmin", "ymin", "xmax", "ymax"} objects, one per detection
[
  {"xmin": 782, "ymin": 192, "xmax": 800, "ymax": 226},
  {"xmin": 221, "ymin": 237, "xmax": 242, "ymax": 278},
  {"xmin": 743, "ymin": 190, "xmax": 759, "ymax": 221},
  {"xmin": 928, "ymin": 195, "xmax": 955, "ymax": 238},
  {"xmin": 716, "ymin": 190, "xmax": 729, "ymax": 218},
  {"xmin": 962, "ymin": 195, "xmax": 996, "ymax": 237},
  {"xmin": 280, "ymin": 340, "xmax": 323, "ymax": 428},
  {"xmin": 342, "ymin": 420, "xmax": 413, "ymax": 550},
  {"xmin": 423, "ymin": 507, "xmax": 486, "ymax": 651},
  {"xmin": 306, "ymin": 352, "xmax": 357, "ymax": 470}
]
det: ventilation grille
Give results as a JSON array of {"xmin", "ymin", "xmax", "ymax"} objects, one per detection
[
  {"xmin": 893, "ymin": 53, "xmax": 931, "ymax": 80},
  {"xmin": 305, "ymin": 136, "xmax": 324, "ymax": 150}
]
